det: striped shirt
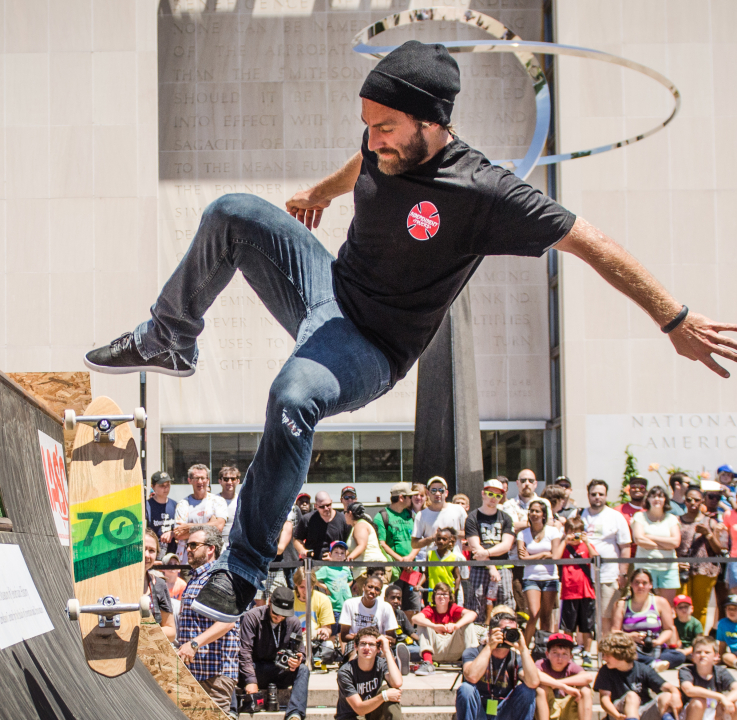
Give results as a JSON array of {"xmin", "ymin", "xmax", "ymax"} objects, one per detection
[{"xmin": 178, "ymin": 561, "xmax": 239, "ymax": 681}]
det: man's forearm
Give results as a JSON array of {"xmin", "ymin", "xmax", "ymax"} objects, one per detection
[
  {"xmin": 310, "ymin": 152, "xmax": 362, "ymax": 202},
  {"xmin": 196, "ymin": 621, "xmax": 235, "ymax": 646},
  {"xmin": 557, "ymin": 217, "xmax": 680, "ymax": 327}
]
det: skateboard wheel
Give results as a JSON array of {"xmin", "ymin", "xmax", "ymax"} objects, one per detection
[
  {"xmin": 139, "ymin": 595, "xmax": 151, "ymax": 618},
  {"xmin": 133, "ymin": 407, "xmax": 147, "ymax": 429},
  {"xmin": 64, "ymin": 409, "xmax": 77, "ymax": 432},
  {"xmin": 67, "ymin": 598, "xmax": 80, "ymax": 621}
]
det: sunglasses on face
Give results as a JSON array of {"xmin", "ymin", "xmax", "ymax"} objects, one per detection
[
  {"xmin": 519, "ymin": 478, "xmax": 536, "ymax": 484},
  {"xmin": 342, "ymin": 494, "xmax": 356, "ymax": 501},
  {"xmin": 186, "ymin": 541, "xmax": 209, "ymax": 551},
  {"xmin": 705, "ymin": 493, "xmax": 722, "ymax": 500},
  {"xmin": 685, "ymin": 496, "xmax": 702, "ymax": 503},
  {"xmin": 429, "ymin": 487, "xmax": 445, "ymax": 494},
  {"xmin": 484, "ymin": 491, "xmax": 503, "ymax": 499},
  {"xmin": 316, "ymin": 503, "xmax": 332, "ymax": 510}
]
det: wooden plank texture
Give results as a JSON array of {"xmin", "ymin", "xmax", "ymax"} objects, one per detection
[
  {"xmin": 138, "ymin": 620, "xmax": 228, "ymax": 720},
  {"xmin": 68, "ymin": 396, "xmax": 145, "ymax": 677}
]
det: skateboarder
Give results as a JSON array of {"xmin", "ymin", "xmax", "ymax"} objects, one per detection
[{"xmin": 84, "ymin": 41, "xmax": 737, "ymax": 623}]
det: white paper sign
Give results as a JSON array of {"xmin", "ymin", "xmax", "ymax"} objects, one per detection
[
  {"xmin": 38, "ymin": 430, "xmax": 70, "ymax": 546},
  {"xmin": 0, "ymin": 544, "xmax": 54, "ymax": 649}
]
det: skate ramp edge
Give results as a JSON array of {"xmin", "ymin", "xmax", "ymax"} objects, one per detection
[{"xmin": 0, "ymin": 369, "xmax": 187, "ymax": 720}]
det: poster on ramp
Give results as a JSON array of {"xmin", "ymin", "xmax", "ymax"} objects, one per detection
[
  {"xmin": 38, "ymin": 430, "xmax": 70, "ymax": 546},
  {"xmin": 0, "ymin": 544, "xmax": 54, "ymax": 649}
]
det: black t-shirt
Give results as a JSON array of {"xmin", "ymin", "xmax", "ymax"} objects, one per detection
[
  {"xmin": 146, "ymin": 498, "xmax": 178, "ymax": 555},
  {"xmin": 394, "ymin": 608, "xmax": 415, "ymax": 640},
  {"xmin": 293, "ymin": 510, "xmax": 349, "ymax": 558},
  {"xmin": 461, "ymin": 647, "xmax": 521, "ymax": 700},
  {"xmin": 678, "ymin": 664, "xmax": 736, "ymax": 706},
  {"xmin": 336, "ymin": 656, "xmax": 389, "ymax": 720},
  {"xmin": 333, "ymin": 131, "xmax": 576, "ymax": 384},
  {"xmin": 465, "ymin": 509, "xmax": 514, "ymax": 559},
  {"xmin": 594, "ymin": 661, "xmax": 664, "ymax": 704}
]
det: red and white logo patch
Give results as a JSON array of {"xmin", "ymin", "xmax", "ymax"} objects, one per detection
[{"xmin": 407, "ymin": 201, "xmax": 440, "ymax": 241}]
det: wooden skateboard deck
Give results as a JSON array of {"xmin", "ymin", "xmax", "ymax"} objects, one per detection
[
  {"xmin": 68, "ymin": 396, "xmax": 145, "ymax": 677},
  {"xmin": 137, "ymin": 620, "xmax": 228, "ymax": 720}
]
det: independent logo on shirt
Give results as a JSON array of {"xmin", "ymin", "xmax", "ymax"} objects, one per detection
[{"xmin": 407, "ymin": 201, "xmax": 440, "ymax": 240}]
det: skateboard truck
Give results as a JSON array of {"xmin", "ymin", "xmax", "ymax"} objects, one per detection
[
  {"xmin": 63, "ymin": 407, "xmax": 146, "ymax": 443},
  {"xmin": 66, "ymin": 595, "xmax": 151, "ymax": 626}
]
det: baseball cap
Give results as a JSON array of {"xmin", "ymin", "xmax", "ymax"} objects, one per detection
[
  {"xmin": 151, "ymin": 470, "xmax": 171, "ymax": 486},
  {"xmin": 330, "ymin": 540, "xmax": 348, "ymax": 552},
  {"xmin": 270, "ymin": 586, "xmax": 295, "ymax": 616},
  {"xmin": 162, "ymin": 553, "xmax": 179, "ymax": 565},
  {"xmin": 701, "ymin": 480, "xmax": 722, "ymax": 493},
  {"xmin": 555, "ymin": 476, "xmax": 572, "ymax": 488},
  {"xmin": 546, "ymin": 633, "xmax": 575, "ymax": 649},
  {"xmin": 723, "ymin": 594, "xmax": 737, "ymax": 608},
  {"xmin": 390, "ymin": 481, "xmax": 418, "ymax": 496},
  {"xmin": 673, "ymin": 594, "xmax": 692, "ymax": 607},
  {"xmin": 296, "ymin": 492, "xmax": 311, "ymax": 502},
  {"xmin": 427, "ymin": 476, "xmax": 448, "ymax": 489},
  {"xmin": 484, "ymin": 479, "xmax": 505, "ymax": 492},
  {"xmin": 341, "ymin": 485, "xmax": 357, "ymax": 497},
  {"xmin": 629, "ymin": 476, "xmax": 648, "ymax": 487},
  {"xmin": 717, "ymin": 464, "xmax": 736, "ymax": 475}
]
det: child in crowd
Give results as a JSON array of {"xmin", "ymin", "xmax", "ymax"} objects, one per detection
[
  {"xmin": 678, "ymin": 635, "xmax": 737, "ymax": 720},
  {"xmin": 594, "ymin": 632, "xmax": 681, "ymax": 720},
  {"xmin": 717, "ymin": 594, "xmax": 737, "ymax": 668},
  {"xmin": 385, "ymin": 584, "xmax": 421, "ymax": 667},
  {"xmin": 671, "ymin": 595, "xmax": 702, "ymax": 659},
  {"xmin": 553, "ymin": 517, "xmax": 597, "ymax": 668},
  {"xmin": 316, "ymin": 541, "xmax": 354, "ymax": 624},
  {"xmin": 535, "ymin": 633, "xmax": 594, "ymax": 720},
  {"xmin": 427, "ymin": 527, "xmax": 461, "ymax": 600},
  {"xmin": 162, "ymin": 552, "xmax": 187, "ymax": 601}
]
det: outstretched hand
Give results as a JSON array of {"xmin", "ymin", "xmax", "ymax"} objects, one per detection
[
  {"xmin": 668, "ymin": 311, "xmax": 737, "ymax": 378},
  {"xmin": 286, "ymin": 191, "xmax": 331, "ymax": 230}
]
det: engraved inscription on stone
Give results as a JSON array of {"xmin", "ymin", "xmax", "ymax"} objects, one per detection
[{"xmin": 158, "ymin": 2, "xmax": 548, "ymax": 426}]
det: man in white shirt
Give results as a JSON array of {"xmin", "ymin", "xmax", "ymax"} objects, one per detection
[
  {"xmin": 411, "ymin": 476, "xmax": 467, "ymax": 557},
  {"xmin": 339, "ymin": 575, "xmax": 398, "ymax": 646},
  {"xmin": 217, "ymin": 465, "xmax": 241, "ymax": 546},
  {"xmin": 502, "ymin": 469, "xmax": 552, "ymax": 613},
  {"xmin": 174, "ymin": 463, "xmax": 228, "ymax": 561},
  {"xmin": 579, "ymin": 479, "xmax": 632, "ymax": 635}
]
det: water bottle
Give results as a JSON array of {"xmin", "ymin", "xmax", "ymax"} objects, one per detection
[{"xmin": 266, "ymin": 684, "xmax": 279, "ymax": 712}]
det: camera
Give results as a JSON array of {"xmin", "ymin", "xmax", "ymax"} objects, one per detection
[
  {"xmin": 641, "ymin": 630, "xmax": 654, "ymax": 655},
  {"xmin": 275, "ymin": 631, "xmax": 303, "ymax": 669},
  {"xmin": 573, "ymin": 533, "xmax": 581, "ymax": 541},
  {"xmin": 503, "ymin": 627, "xmax": 520, "ymax": 644}
]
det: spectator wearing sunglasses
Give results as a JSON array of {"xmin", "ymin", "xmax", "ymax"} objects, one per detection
[
  {"xmin": 341, "ymin": 486, "xmax": 358, "ymax": 511},
  {"xmin": 465, "ymin": 479, "xmax": 516, "ymax": 621},
  {"xmin": 293, "ymin": 491, "xmax": 350, "ymax": 560},
  {"xmin": 701, "ymin": 481, "xmax": 732, "ymax": 631},
  {"xmin": 176, "ymin": 525, "xmax": 240, "ymax": 714},
  {"xmin": 502, "ymin": 470, "xmax": 552, "ymax": 615},
  {"xmin": 411, "ymin": 476, "xmax": 467, "ymax": 559},
  {"xmin": 555, "ymin": 476, "xmax": 579, "ymax": 521}
]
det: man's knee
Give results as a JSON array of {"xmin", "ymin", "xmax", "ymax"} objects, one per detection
[
  {"xmin": 204, "ymin": 193, "xmax": 270, "ymax": 226},
  {"xmin": 294, "ymin": 663, "xmax": 310, "ymax": 681},
  {"xmin": 269, "ymin": 363, "xmax": 338, "ymax": 429},
  {"xmin": 456, "ymin": 681, "xmax": 481, "ymax": 707}
]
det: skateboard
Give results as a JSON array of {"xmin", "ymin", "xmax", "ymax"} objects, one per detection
[
  {"xmin": 137, "ymin": 619, "xmax": 228, "ymax": 720},
  {"xmin": 64, "ymin": 396, "xmax": 149, "ymax": 677}
]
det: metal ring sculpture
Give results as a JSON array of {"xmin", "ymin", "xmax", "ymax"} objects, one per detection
[{"xmin": 352, "ymin": 8, "xmax": 681, "ymax": 181}]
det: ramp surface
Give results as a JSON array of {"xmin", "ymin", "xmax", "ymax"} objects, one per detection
[{"xmin": 0, "ymin": 370, "xmax": 187, "ymax": 720}]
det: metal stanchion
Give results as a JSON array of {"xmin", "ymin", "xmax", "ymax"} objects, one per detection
[
  {"xmin": 304, "ymin": 554, "xmax": 313, "ymax": 668},
  {"xmin": 592, "ymin": 554, "xmax": 603, "ymax": 664}
]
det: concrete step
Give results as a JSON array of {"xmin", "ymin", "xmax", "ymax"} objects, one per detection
[{"xmin": 240, "ymin": 708, "xmax": 457, "ymax": 720}]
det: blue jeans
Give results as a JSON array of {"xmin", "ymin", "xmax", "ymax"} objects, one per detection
[
  {"xmin": 137, "ymin": 195, "xmax": 392, "ymax": 588},
  {"xmin": 636, "ymin": 648, "xmax": 686, "ymax": 669},
  {"xmin": 456, "ymin": 682, "xmax": 537, "ymax": 720}
]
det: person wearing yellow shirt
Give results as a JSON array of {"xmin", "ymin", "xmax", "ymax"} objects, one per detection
[
  {"xmin": 293, "ymin": 566, "xmax": 335, "ymax": 642},
  {"xmin": 427, "ymin": 528, "xmax": 461, "ymax": 601}
]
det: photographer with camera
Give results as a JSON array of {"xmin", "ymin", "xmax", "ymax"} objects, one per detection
[
  {"xmin": 455, "ymin": 611, "xmax": 540, "ymax": 720},
  {"xmin": 239, "ymin": 586, "xmax": 309, "ymax": 720}
]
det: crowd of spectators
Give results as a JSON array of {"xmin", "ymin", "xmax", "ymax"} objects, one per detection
[{"xmin": 143, "ymin": 463, "xmax": 737, "ymax": 719}]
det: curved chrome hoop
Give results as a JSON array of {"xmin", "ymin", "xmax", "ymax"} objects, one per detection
[{"xmin": 353, "ymin": 8, "xmax": 681, "ymax": 180}]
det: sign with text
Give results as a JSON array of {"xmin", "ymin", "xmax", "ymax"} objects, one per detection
[
  {"xmin": 38, "ymin": 430, "xmax": 70, "ymax": 546},
  {"xmin": 0, "ymin": 544, "xmax": 54, "ymax": 649},
  {"xmin": 586, "ymin": 413, "xmax": 737, "ymax": 489}
]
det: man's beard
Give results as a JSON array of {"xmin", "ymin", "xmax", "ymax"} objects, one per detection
[{"xmin": 376, "ymin": 124, "xmax": 429, "ymax": 175}]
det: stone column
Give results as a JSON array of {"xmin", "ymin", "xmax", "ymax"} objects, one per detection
[{"xmin": 412, "ymin": 287, "xmax": 484, "ymax": 497}]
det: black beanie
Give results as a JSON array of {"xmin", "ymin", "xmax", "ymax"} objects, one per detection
[{"xmin": 359, "ymin": 40, "xmax": 460, "ymax": 126}]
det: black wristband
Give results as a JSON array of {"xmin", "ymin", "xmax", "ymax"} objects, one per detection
[{"xmin": 661, "ymin": 305, "xmax": 688, "ymax": 334}]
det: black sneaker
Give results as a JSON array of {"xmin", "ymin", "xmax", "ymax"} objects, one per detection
[
  {"xmin": 84, "ymin": 332, "xmax": 195, "ymax": 378},
  {"xmin": 191, "ymin": 570, "xmax": 257, "ymax": 622}
]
